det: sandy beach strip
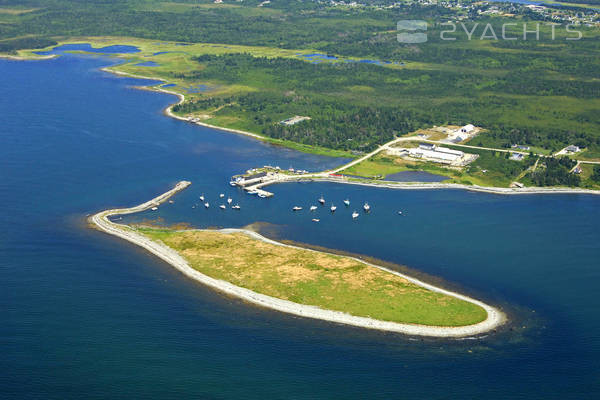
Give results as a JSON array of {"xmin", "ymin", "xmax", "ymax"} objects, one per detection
[
  {"xmin": 0, "ymin": 53, "xmax": 57, "ymax": 60},
  {"xmin": 291, "ymin": 176, "xmax": 600, "ymax": 196},
  {"xmin": 90, "ymin": 181, "xmax": 506, "ymax": 338}
]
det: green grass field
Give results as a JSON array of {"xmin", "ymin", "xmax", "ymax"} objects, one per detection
[{"xmin": 139, "ymin": 227, "xmax": 487, "ymax": 327}]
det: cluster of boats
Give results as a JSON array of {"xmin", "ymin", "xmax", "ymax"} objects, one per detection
[
  {"xmin": 293, "ymin": 196, "xmax": 372, "ymax": 221},
  {"xmin": 191, "ymin": 193, "xmax": 241, "ymax": 210},
  {"xmin": 161, "ymin": 190, "xmax": 404, "ymax": 220}
]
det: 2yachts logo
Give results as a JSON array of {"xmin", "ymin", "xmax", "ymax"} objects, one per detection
[{"xmin": 397, "ymin": 21, "xmax": 583, "ymax": 43}]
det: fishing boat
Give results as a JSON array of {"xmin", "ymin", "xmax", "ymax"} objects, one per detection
[
  {"xmin": 204, "ymin": 202, "xmax": 210, "ymax": 208},
  {"xmin": 151, "ymin": 207, "xmax": 158, "ymax": 211},
  {"xmin": 232, "ymin": 204, "xmax": 241, "ymax": 210},
  {"xmin": 199, "ymin": 195, "xmax": 205, "ymax": 201},
  {"xmin": 219, "ymin": 204, "xmax": 226, "ymax": 210},
  {"xmin": 318, "ymin": 196, "xmax": 325, "ymax": 205},
  {"xmin": 292, "ymin": 206, "xmax": 303, "ymax": 211},
  {"xmin": 309, "ymin": 205, "xmax": 317, "ymax": 211},
  {"xmin": 352, "ymin": 211, "xmax": 359, "ymax": 219},
  {"xmin": 363, "ymin": 202, "xmax": 370, "ymax": 212},
  {"xmin": 219, "ymin": 193, "xmax": 225, "ymax": 198},
  {"xmin": 343, "ymin": 199, "xmax": 350, "ymax": 206},
  {"xmin": 330, "ymin": 204, "xmax": 337, "ymax": 212},
  {"xmin": 312, "ymin": 218, "xmax": 320, "ymax": 222},
  {"xmin": 227, "ymin": 197, "xmax": 232, "ymax": 204}
]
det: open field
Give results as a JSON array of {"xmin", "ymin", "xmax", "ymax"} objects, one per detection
[{"xmin": 138, "ymin": 227, "xmax": 487, "ymax": 327}]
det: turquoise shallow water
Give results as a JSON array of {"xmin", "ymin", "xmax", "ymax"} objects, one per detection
[{"xmin": 1, "ymin": 53, "xmax": 600, "ymax": 399}]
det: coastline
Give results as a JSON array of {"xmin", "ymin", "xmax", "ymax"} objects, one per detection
[
  {"xmin": 90, "ymin": 181, "xmax": 506, "ymax": 338},
  {"xmin": 101, "ymin": 66, "xmax": 267, "ymax": 141},
  {"xmin": 100, "ymin": 64, "xmax": 600, "ymax": 197},
  {"xmin": 295, "ymin": 177, "xmax": 600, "ymax": 196},
  {"xmin": 129, "ymin": 74, "xmax": 600, "ymax": 196}
]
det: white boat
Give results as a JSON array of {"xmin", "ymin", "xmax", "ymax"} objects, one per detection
[
  {"xmin": 232, "ymin": 204, "xmax": 241, "ymax": 210},
  {"xmin": 363, "ymin": 202, "xmax": 370, "ymax": 212},
  {"xmin": 343, "ymin": 199, "xmax": 350, "ymax": 206},
  {"xmin": 168, "ymin": 200, "xmax": 174, "ymax": 204},
  {"xmin": 219, "ymin": 204, "xmax": 226, "ymax": 210},
  {"xmin": 312, "ymin": 218, "xmax": 320, "ymax": 222},
  {"xmin": 309, "ymin": 205, "xmax": 317, "ymax": 211},
  {"xmin": 219, "ymin": 193, "xmax": 225, "ymax": 198},
  {"xmin": 151, "ymin": 207, "xmax": 158, "ymax": 211},
  {"xmin": 292, "ymin": 206, "xmax": 303, "ymax": 211},
  {"xmin": 229, "ymin": 181, "xmax": 237, "ymax": 186},
  {"xmin": 330, "ymin": 204, "xmax": 337, "ymax": 212},
  {"xmin": 247, "ymin": 190, "xmax": 258, "ymax": 195},
  {"xmin": 204, "ymin": 202, "xmax": 210, "ymax": 208},
  {"xmin": 227, "ymin": 197, "xmax": 232, "ymax": 204},
  {"xmin": 398, "ymin": 211, "xmax": 403, "ymax": 215},
  {"xmin": 352, "ymin": 211, "xmax": 359, "ymax": 219},
  {"xmin": 199, "ymin": 195, "xmax": 205, "ymax": 201},
  {"xmin": 258, "ymin": 193, "xmax": 267, "ymax": 198},
  {"xmin": 318, "ymin": 196, "xmax": 325, "ymax": 205}
]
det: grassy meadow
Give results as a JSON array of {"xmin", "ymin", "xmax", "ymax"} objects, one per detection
[{"xmin": 139, "ymin": 227, "xmax": 488, "ymax": 327}]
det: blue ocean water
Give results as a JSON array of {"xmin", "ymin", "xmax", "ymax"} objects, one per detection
[{"xmin": 1, "ymin": 53, "xmax": 600, "ymax": 399}]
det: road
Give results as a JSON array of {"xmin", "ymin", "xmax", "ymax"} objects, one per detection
[{"xmin": 248, "ymin": 134, "xmax": 599, "ymax": 190}]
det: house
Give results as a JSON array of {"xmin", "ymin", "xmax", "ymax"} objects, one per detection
[
  {"xmin": 510, "ymin": 153, "xmax": 524, "ymax": 161},
  {"xmin": 573, "ymin": 165, "xmax": 582, "ymax": 174},
  {"xmin": 566, "ymin": 145, "xmax": 580, "ymax": 153}
]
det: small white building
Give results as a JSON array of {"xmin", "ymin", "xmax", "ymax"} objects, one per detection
[
  {"xmin": 280, "ymin": 116, "xmax": 311, "ymax": 126},
  {"xmin": 566, "ymin": 145, "xmax": 580, "ymax": 153},
  {"xmin": 459, "ymin": 124, "xmax": 475, "ymax": 134},
  {"xmin": 419, "ymin": 143, "xmax": 436, "ymax": 151}
]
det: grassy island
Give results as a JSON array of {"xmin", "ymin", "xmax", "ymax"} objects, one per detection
[{"xmin": 137, "ymin": 227, "xmax": 487, "ymax": 327}]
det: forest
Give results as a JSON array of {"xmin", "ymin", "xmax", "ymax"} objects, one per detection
[
  {"xmin": 1, "ymin": 0, "xmax": 599, "ymax": 164},
  {"xmin": 527, "ymin": 157, "xmax": 581, "ymax": 187}
]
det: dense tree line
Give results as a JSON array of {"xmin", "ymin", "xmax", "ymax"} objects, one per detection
[
  {"xmin": 0, "ymin": 37, "xmax": 56, "ymax": 53},
  {"xmin": 1, "ymin": 0, "xmax": 598, "ymax": 156},
  {"xmin": 174, "ymin": 53, "xmax": 600, "ymax": 151},
  {"xmin": 529, "ymin": 157, "xmax": 580, "ymax": 187}
]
